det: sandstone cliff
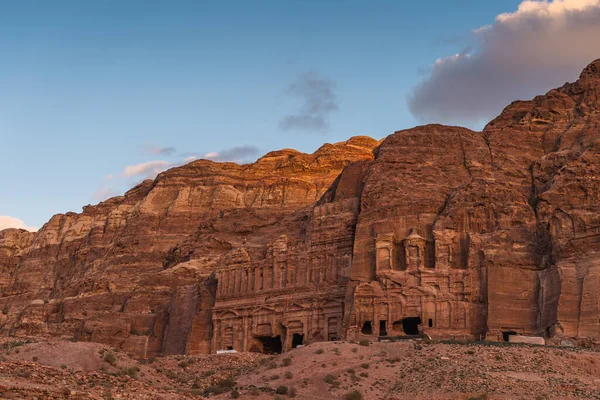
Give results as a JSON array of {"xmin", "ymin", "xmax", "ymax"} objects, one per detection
[
  {"xmin": 1, "ymin": 60, "xmax": 600, "ymax": 357},
  {"xmin": 0, "ymin": 137, "xmax": 377, "ymax": 357}
]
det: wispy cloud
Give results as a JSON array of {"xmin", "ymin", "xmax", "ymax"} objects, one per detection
[
  {"xmin": 151, "ymin": 146, "xmax": 176, "ymax": 156},
  {"xmin": 141, "ymin": 142, "xmax": 177, "ymax": 156},
  {"xmin": 204, "ymin": 145, "xmax": 260, "ymax": 163},
  {"xmin": 279, "ymin": 71, "xmax": 338, "ymax": 133},
  {"xmin": 92, "ymin": 187, "xmax": 121, "ymax": 202},
  {"xmin": 408, "ymin": 0, "xmax": 600, "ymax": 127},
  {"xmin": 123, "ymin": 160, "xmax": 173, "ymax": 178},
  {"xmin": 0, "ymin": 216, "xmax": 37, "ymax": 232}
]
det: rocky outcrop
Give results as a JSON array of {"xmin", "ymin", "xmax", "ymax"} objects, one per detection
[
  {"xmin": 0, "ymin": 137, "xmax": 377, "ymax": 357},
  {"xmin": 2, "ymin": 61, "xmax": 600, "ymax": 356}
]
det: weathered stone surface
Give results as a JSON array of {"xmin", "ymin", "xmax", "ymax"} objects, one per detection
[
  {"xmin": 0, "ymin": 137, "xmax": 377, "ymax": 356},
  {"xmin": 1, "ymin": 60, "xmax": 600, "ymax": 355}
]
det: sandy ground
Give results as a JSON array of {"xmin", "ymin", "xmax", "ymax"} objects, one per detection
[{"xmin": 0, "ymin": 337, "xmax": 598, "ymax": 399}]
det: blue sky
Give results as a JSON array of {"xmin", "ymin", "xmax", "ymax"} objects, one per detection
[{"xmin": 2, "ymin": 0, "xmax": 598, "ymax": 230}]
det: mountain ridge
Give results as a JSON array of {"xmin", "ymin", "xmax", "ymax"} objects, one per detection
[{"xmin": 1, "ymin": 59, "xmax": 599, "ymax": 357}]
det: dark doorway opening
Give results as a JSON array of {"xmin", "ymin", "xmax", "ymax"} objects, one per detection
[
  {"xmin": 292, "ymin": 333, "xmax": 304, "ymax": 348},
  {"xmin": 226, "ymin": 346, "xmax": 233, "ymax": 350},
  {"xmin": 402, "ymin": 317, "xmax": 422, "ymax": 335},
  {"xmin": 361, "ymin": 321, "xmax": 373, "ymax": 335},
  {"xmin": 502, "ymin": 331, "xmax": 517, "ymax": 342},
  {"xmin": 257, "ymin": 336, "xmax": 282, "ymax": 354},
  {"xmin": 428, "ymin": 318, "xmax": 433, "ymax": 328},
  {"xmin": 379, "ymin": 320, "xmax": 387, "ymax": 336}
]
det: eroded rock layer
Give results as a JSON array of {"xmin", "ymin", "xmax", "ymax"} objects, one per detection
[{"xmin": 1, "ymin": 60, "xmax": 600, "ymax": 356}]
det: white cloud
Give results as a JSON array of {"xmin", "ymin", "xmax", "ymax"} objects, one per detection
[
  {"xmin": 0, "ymin": 216, "xmax": 37, "ymax": 232},
  {"xmin": 408, "ymin": 0, "xmax": 600, "ymax": 127},
  {"xmin": 184, "ymin": 155, "xmax": 198, "ymax": 163},
  {"xmin": 123, "ymin": 160, "xmax": 173, "ymax": 178}
]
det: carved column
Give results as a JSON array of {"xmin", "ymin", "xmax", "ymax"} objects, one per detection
[{"xmin": 217, "ymin": 272, "xmax": 223, "ymax": 296}]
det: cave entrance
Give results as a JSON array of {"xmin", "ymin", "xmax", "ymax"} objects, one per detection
[
  {"xmin": 402, "ymin": 317, "xmax": 422, "ymax": 335},
  {"xmin": 292, "ymin": 333, "xmax": 304, "ymax": 348},
  {"xmin": 379, "ymin": 320, "xmax": 387, "ymax": 336},
  {"xmin": 502, "ymin": 331, "xmax": 517, "ymax": 342},
  {"xmin": 361, "ymin": 321, "xmax": 373, "ymax": 335},
  {"xmin": 257, "ymin": 336, "xmax": 282, "ymax": 354}
]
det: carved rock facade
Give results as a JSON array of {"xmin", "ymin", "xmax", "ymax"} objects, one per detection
[{"xmin": 2, "ymin": 61, "xmax": 600, "ymax": 356}]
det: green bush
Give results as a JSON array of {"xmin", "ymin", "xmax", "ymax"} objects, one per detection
[{"xmin": 358, "ymin": 340, "xmax": 369, "ymax": 347}]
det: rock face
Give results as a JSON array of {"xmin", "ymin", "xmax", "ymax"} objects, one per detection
[{"xmin": 2, "ymin": 60, "xmax": 600, "ymax": 356}]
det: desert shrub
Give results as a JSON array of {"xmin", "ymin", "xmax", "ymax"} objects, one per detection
[
  {"xmin": 285, "ymin": 371, "xmax": 293, "ymax": 379},
  {"xmin": 323, "ymin": 375, "xmax": 336, "ymax": 384},
  {"xmin": 17, "ymin": 370, "xmax": 31, "ymax": 378},
  {"xmin": 2, "ymin": 340, "xmax": 29, "ymax": 350},
  {"xmin": 333, "ymin": 347, "xmax": 340, "ymax": 355},
  {"xmin": 352, "ymin": 347, "xmax": 358, "ymax": 353},
  {"xmin": 275, "ymin": 386, "xmax": 289, "ymax": 395},
  {"xmin": 282, "ymin": 357, "xmax": 292, "ymax": 366},
  {"xmin": 289, "ymin": 387, "xmax": 297, "ymax": 397},
  {"xmin": 203, "ymin": 378, "xmax": 236, "ymax": 395},
  {"xmin": 32, "ymin": 356, "xmax": 39, "ymax": 362},
  {"xmin": 468, "ymin": 395, "xmax": 488, "ymax": 400},
  {"xmin": 259, "ymin": 356, "xmax": 275, "ymax": 365},
  {"xmin": 103, "ymin": 351, "xmax": 117, "ymax": 366},
  {"xmin": 315, "ymin": 348, "xmax": 324, "ymax": 355},
  {"xmin": 360, "ymin": 363, "xmax": 369, "ymax": 369},
  {"xmin": 344, "ymin": 390, "xmax": 363, "ymax": 400},
  {"xmin": 270, "ymin": 374, "xmax": 280, "ymax": 380},
  {"xmin": 231, "ymin": 390, "xmax": 240, "ymax": 399},
  {"xmin": 118, "ymin": 366, "xmax": 140, "ymax": 379},
  {"xmin": 358, "ymin": 340, "xmax": 369, "ymax": 347}
]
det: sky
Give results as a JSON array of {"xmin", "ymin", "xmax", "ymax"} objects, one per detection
[{"xmin": 1, "ymin": 0, "xmax": 599, "ymax": 231}]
